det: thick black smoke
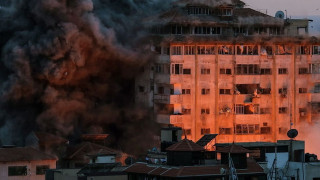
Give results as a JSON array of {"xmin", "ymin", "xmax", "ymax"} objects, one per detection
[{"xmin": 0, "ymin": 0, "xmax": 172, "ymax": 154}]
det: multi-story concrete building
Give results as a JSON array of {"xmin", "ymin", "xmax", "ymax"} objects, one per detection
[{"xmin": 135, "ymin": 0, "xmax": 320, "ymax": 143}]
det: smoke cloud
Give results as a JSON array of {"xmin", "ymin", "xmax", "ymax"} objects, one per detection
[{"xmin": 0, "ymin": 0, "xmax": 173, "ymax": 155}]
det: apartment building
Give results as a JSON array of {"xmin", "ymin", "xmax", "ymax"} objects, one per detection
[{"xmin": 135, "ymin": 0, "xmax": 320, "ymax": 143}]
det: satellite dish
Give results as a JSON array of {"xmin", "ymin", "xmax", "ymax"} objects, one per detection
[
  {"xmin": 287, "ymin": 129, "xmax": 298, "ymax": 139},
  {"xmin": 275, "ymin": 11, "xmax": 285, "ymax": 19}
]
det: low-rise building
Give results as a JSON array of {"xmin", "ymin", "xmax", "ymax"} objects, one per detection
[{"xmin": 0, "ymin": 146, "xmax": 57, "ymax": 180}]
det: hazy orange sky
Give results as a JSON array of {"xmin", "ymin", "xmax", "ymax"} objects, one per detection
[{"xmin": 242, "ymin": 0, "xmax": 320, "ymax": 17}]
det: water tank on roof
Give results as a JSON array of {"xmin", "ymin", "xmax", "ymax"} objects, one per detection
[{"xmin": 275, "ymin": 11, "xmax": 285, "ymax": 19}]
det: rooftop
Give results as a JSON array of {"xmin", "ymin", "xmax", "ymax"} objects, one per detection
[
  {"xmin": 0, "ymin": 147, "xmax": 57, "ymax": 162},
  {"xmin": 216, "ymin": 143, "xmax": 252, "ymax": 154},
  {"xmin": 166, "ymin": 139, "xmax": 205, "ymax": 152}
]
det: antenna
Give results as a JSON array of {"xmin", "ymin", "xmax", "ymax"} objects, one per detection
[{"xmin": 275, "ymin": 11, "xmax": 285, "ymax": 19}]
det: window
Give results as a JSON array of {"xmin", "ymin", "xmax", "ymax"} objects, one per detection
[
  {"xmin": 260, "ymin": 108, "xmax": 271, "ymax": 114},
  {"xmin": 201, "ymin": 68, "xmax": 210, "ymax": 74},
  {"xmin": 197, "ymin": 45, "xmax": 215, "ymax": 54},
  {"xmin": 276, "ymin": 45, "xmax": 292, "ymax": 55},
  {"xmin": 36, "ymin": 165, "xmax": 49, "ymax": 175},
  {"xmin": 182, "ymin": 89, "xmax": 191, "ymax": 94},
  {"xmin": 219, "ymin": 128, "xmax": 232, "ymax": 135},
  {"xmin": 201, "ymin": 128, "xmax": 211, "ymax": 135},
  {"xmin": 155, "ymin": 64, "xmax": 166, "ymax": 74},
  {"xmin": 184, "ymin": 46, "xmax": 195, "ymax": 55},
  {"xmin": 171, "ymin": 25, "xmax": 182, "ymax": 34},
  {"xmin": 201, "ymin": 108, "xmax": 210, "ymax": 114},
  {"xmin": 201, "ymin": 89, "xmax": 210, "ymax": 95},
  {"xmin": 313, "ymin": 46, "xmax": 320, "ymax": 55},
  {"xmin": 171, "ymin": 46, "xmax": 182, "ymax": 55},
  {"xmin": 237, "ymin": 45, "xmax": 258, "ymax": 55},
  {"xmin": 188, "ymin": 6, "xmax": 212, "ymax": 15},
  {"xmin": 8, "ymin": 166, "xmax": 27, "ymax": 176},
  {"xmin": 220, "ymin": 8, "xmax": 232, "ymax": 16},
  {"xmin": 171, "ymin": 64, "xmax": 183, "ymax": 74},
  {"xmin": 260, "ymin": 68, "xmax": 271, "ymax": 75},
  {"xmin": 235, "ymin": 124, "xmax": 260, "ymax": 134},
  {"xmin": 218, "ymin": 45, "xmax": 234, "ymax": 55},
  {"xmin": 299, "ymin": 88, "xmax": 307, "ymax": 93},
  {"xmin": 234, "ymin": 27, "xmax": 248, "ymax": 36},
  {"xmin": 182, "ymin": 108, "xmax": 191, "ymax": 114},
  {"xmin": 138, "ymin": 86, "xmax": 145, "ymax": 93},
  {"xmin": 278, "ymin": 68, "xmax": 288, "ymax": 74},
  {"xmin": 158, "ymin": 87, "xmax": 164, "ymax": 94},
  {"xmin": 236, "ymin": 64, "xmax": 260, "ymax": 75},
  {"xmin": 220, "ymin": 68, "xmax": 232, "ymax": 75},
  {"xmin": 219, "ymin": 89, "xmax": 231, "ymax": 94},
  {"xmin": 183, "ymin": 69, "xmax": 191, "ymax": 74},
  {"xmin": 299, "ymin": 68, "xmax": 309, "ymax": 74},
  {"xmin": 315, "ymin": 83, "xmax": 320, "ymax": 93},
  {"xmin": 194, "ymin": 26, "xmax": 221, "ymax": 35},
  {"xmin": 234, "ymin": 104, "xmax": 244, "ymax": 114},
  {"xmin": 183, "ymin": 129, "xmax": 191, "ymax": 135},
  {"xmin": 279, "ymin": 107, "xmax": 288, "ymax": 114},
  {"xmin": 309, "ymin": 64, "xmax": 320, "ymax": 74},
  {"xmin": 278, "ymin": 88, "xmax": 287, "ymax": 94},
  {"xmin": 269, "ymin": 27, "xmax": 282, "ymax": 35},
  {"xmin": 260, "ymin": 127, "xmax": 271, "ymax": 134},
  {"xmin": 261, "ymin": 46, "xmax": 273, "ymax": 55},
  {"xmin": 296, "ymin": 45, "xmax": 310, "ymax": 55}
]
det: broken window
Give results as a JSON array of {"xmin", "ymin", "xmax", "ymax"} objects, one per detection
[
  {"xmin": 236, "ymin": 84, "xmax": 260, "ymax": 94},
  {"xmin": 36, "ymin": 165, "xmax": 50, "ymax": 175},
  {"xmin": 155, "ymin": 64, "xmax": 168, "ymax": 74},
  {"xmin": 182, "ymin": 89, "xmax": 191, "ymax": 94},
  {"xmin": 299, "ymin": 108, "xmax": 307, "ymax": 117},
  {"xmin": 163, "ymin": 46, "xmax": 170, "ymax": 55},
  {"xmin": 313, "ymin": 46, "xmax": 320, "ymax": 55},
  {"xmin": 278, "ymin": 68, "xmax": 288, "ymax": 74},
  {"xmin": 184, "ymin": 46, "xmax": 195, "ymax": 55},
  {"xmin": 236, "ymin": 64, "xmax": 260, "ymax": 75},
  {"xmin": 261, "ymin": 46, "xmax": 273, "ymax": 56},
  {"xmin": 220, "ymin": 68, "xmax": 232, "ymax": 75},
  {"xmin": 309, "ymin": 64, "xmax": 320, "ymax": 74},
  {"xmin": 296, "ymin": 45, "xmax": 310, "ymax": 55},
  {"xmin": 220, "ymin": 89, "xmax": 231, "ymax": 95},
  {"xmin": 201, "ymin": 68, "xmax": 210, "ymax": 74},
  {"xmin": 219, "ymin": 128, "xmax": 231, "ymax": 135},
  {"xmin": 171, "ymin": 64, "xmax": 183, "ymax": 74},
  {"xmin": 260, "ymin": 68, "xmax": 272, "ymax": 75},
  {"xmin": 278, "ymin": 88, "xmax": 287, "ymax": 94},
  {"xmin": 218, "ymin": 45, "xmax": 234, "ymax": 55},
  {"xmin": 157, "ymin": 104, "xmax": 174, "ymax": 114},
  {"xmin": 254, "ymin": 27, "xmax": 267, "ymax": 34},
  {"xmin": 237, "ymin": 45, "xmax": 258, "ymax": 55},
  {"xmin": 235, "ymin": 124, "xmax": 260, "ymax": 134},
  {"xmin": 299, "ymin": 88, "xmax": 307, "ymax": 94},
  {"xmin": 279, "ymin": 107, "xmax": 288, "ymax": 114},
  {"xmin": 276, "ymin": 45, "xmax": 292, "ymax": 55},
  {"xmin": 138, "ymin": 86, "xmax": 145, "ymax": 93},
  {"xmin": 197, "ymin": 45, "xmax": 215, "ymax": 54},
  {"xmin": 315, "ymin": 83, "xmax": 320, "ymax": 93},
  {"xmin": 234, "ymin": 104, "xmax": 244, "ymax": 114},
  {"xmin": 201, "ymin": 128, "xmax": 211, "ymax": 135},
  {"xmin": 299, "ymin": 68, "xmax": 309, "ymax": 74},
  {"xmin": 183, "ymin": 69, "xmax": 191, "ymax": 74},
  {"xmin": 201, "ymin": 89, "xmax": 210, "ymax": 95},
  {"xmin": 201, "ymin": 108, "xmax": 210, "ymax": 114},
  {"xmin": 260, "ymin": 88, "xmax": 271, "ymax": 94},
  {"xmin": 171, "ymin": 46, "xmax": 182, "ymax": 55}
]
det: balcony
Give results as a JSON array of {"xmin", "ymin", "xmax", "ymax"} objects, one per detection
[{"xmin": 154, "ymin": 94, "xmax": 183, "ymax": 104}]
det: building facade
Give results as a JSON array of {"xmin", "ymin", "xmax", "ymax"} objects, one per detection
[{"xmin": 135, "ymin": 0, "xmax": 320, "ymax": 143}]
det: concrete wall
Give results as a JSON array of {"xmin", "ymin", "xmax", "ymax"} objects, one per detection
[{"xmin": 0, "ymin": 160, "xmax": 56, "ymax": 180}]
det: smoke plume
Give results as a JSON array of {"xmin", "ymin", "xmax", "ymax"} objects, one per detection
[{"xmin": 0, "ymin": 0, "xmax": 172, "ymax": 154}]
